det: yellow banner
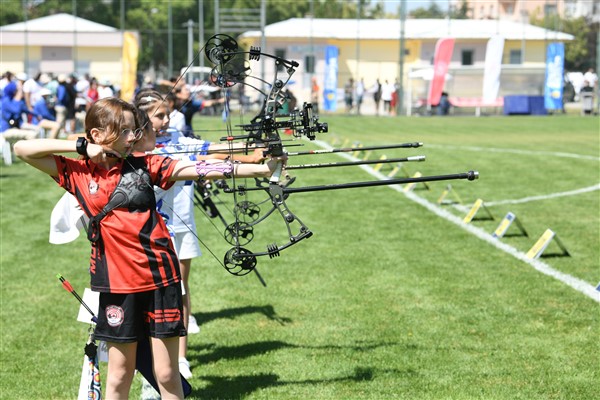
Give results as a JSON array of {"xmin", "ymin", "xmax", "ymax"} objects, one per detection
[{"xmin": 120, "ymin": 31, "xmax": 139, "ymax": 103}]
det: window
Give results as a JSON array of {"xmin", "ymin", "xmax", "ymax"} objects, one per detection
[
  {"xmin": 509, "ymin": 50, "xmax": 522, "ymax": 64},
  {"xmin": 461, "ymin": 50, "xmax": 474, "ymax": 66},
  {"xmin": 544, "ymin": 4, "xmax": 557, "ymax": 15}
]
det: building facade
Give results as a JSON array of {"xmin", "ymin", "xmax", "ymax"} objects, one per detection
[
  {"xmin": 454, "ymin": 0, "xmax": 600, "ymax": 22},
  {"xmin": 0, "ymin": 13, "xmax": 138, "ymax": 91},
  {"xmin": 238, "ymin": 18, "xmax": 573, "ymax": 110}
]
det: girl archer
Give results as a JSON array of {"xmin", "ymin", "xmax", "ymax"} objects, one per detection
[{"xmin": 13, "ymin": 97, "xmax": 281, "ymax": 399}]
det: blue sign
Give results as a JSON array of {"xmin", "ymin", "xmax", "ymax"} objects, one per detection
[
  {"xmin": 544, "ymin": 43, "xmax": 564, "ymax": 110},
  {"xmin": 323, "ymin": 46, "xmax": 338, "ymax": 112}
]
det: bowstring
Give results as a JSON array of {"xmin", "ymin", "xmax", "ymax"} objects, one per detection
[{"xmin": 122, "ymin": 156, "xmax": 228, "ymax": 270}]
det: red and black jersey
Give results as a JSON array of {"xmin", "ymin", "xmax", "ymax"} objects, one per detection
[{"xmin": 53, "ymin": 154, "xmax": 182, "ymax": 294}]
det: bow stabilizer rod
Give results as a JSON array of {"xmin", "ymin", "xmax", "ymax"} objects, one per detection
[
  {"xmin": 282, "ymin": 170, "xmax": 479, "ymax": 193},
  {"xmin": 285, "ymin": 156, "xmax": 425, "ymax": 170},
  {"xmin": 286, "ymin": 142, "xmax": 423, "ymax": 156},
  {"xmin": 228, "ymin": 171, "xmax": 478, "ymax": 194}
]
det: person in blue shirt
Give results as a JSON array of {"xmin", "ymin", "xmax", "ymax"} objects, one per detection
[
  {"xmin": 1, "ymin": 80, "xmax": 37, "ymax": 140},
  {"xmin": 31, "ymin": 88, "xmax": 61, "ymax": 138}
]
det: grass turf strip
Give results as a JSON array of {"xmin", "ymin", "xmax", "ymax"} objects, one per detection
[{"xmin": 0, "ymin": 114, "xmax": 597, "ymax": 399}]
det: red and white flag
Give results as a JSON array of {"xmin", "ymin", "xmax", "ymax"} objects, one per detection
[{"xmin": 427, "ymin": 38, "xmax": 455, "ymax": 106}]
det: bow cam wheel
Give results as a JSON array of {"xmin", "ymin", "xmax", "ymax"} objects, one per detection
[
  {"xmin": 234, "ymin": 201, "xmax": 261, "ymax": 223},
  {"xmin": 224, "ymin": 222, "xmax": 254, "ymax": 246},
  {"xmin": 223, "ymin": 247, "xmax": 257, "ymax": 276}
]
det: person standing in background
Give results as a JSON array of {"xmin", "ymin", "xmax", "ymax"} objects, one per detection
[
  {"xmin": 310, "ymin": 77, "xmax": 320, "ymax": 115},
  {"xmin": 344, "ymin": 78, "xmax": 354, "ymax": 114},
  {"xmin": 355, "ymin": 78, "xmax": 365, "ymax": 115},
  {"xmin": 372, "ymin": 79, "xmax": 382, "ymax": 116}
]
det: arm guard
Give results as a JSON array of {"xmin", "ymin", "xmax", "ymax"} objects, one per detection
[{"xmin": 195, "ymin": 160, "xmax": 233, "ymax": 179}]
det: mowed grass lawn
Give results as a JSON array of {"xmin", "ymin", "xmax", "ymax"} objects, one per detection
[{"xmin": 0, "ymin": 114, "xmax": 598, "ymax": 399}]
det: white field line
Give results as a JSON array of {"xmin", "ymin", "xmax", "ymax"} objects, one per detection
[
  {"xmin": 485, "ymin": 184, "xmax": 600, "ymax": 206},
  {"xmin": 311, "ymin": 139, "xmax": 600, "ymax": 303},
  {"xmin": 426, "ymin": 144, "xmax": 600, "ymax": 161},
  {"xmin": 450, "ymin": 184, "xmax": 600, "ymax": 213}
]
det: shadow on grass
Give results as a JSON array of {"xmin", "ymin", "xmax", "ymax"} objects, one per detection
[
  {"xmin": 188, "ymin": 340, "xmax": 415, "ymax": 398},
  {"xmin": 187, "ymin": 305, "xmax": 417, "ymax": 397},
  {"xmin": 193, "ymin": 365, "xmax": 415, "ymax": 399},
  {"xmin": 194, "ymin": 304, "xmax": 293, "ymax": 326}
]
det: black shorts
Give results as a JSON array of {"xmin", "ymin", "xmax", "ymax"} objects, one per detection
[{"xmin": 94, "ymin": 284, "xmax": 186, "ymax": 343}]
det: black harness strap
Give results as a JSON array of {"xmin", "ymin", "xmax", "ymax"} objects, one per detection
[{"xmin": 87, "ymin": 156, "xmax": 153, "ymax": 243}]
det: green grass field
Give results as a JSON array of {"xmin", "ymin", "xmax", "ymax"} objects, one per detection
[{"xmin": 1, "ymin": 114, "xmax": 598, "ymax": 399}]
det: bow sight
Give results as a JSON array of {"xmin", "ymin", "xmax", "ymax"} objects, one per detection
[{"xmin": 221, "ymin": 103, "xmax": 328, "ymax": 157}]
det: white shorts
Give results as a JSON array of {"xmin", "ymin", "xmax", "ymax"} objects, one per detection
[{"xmin": 173, "ymin": 230, "xmax": 202, "ymax": 260}]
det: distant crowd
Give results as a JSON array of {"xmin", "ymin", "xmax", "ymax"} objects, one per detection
[
  {"xmin": 0, "ymin": 71, "xmax": 117, "ymax": 141},
  {"xmin": 0, "ymin": 70, "xmax": 224, "ymax": 147}
]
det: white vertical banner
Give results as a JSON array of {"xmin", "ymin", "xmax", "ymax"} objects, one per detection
[{"xmin": 482, "ymin": 35, "xmax": 505, "ymax": 104}]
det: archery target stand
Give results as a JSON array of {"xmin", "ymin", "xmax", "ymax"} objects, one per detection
[
  {"xmin": 403, "ymin": 171, "xmax": 430, "ymax": 192},
  {"xmin": 463, "ymin": 199, "xmax": 494, "ymax": 223},
  {"xmin": 526, "ymin": 229, "xmax": 570, "ymax": 259},
  {"xmin": 351, "ymin": 142, "xmax": 363, "ymax": 158},
  {"xmin": 388, "ymin": 162, "xmax": 412, "ymax": 178},
  {"xmin": 492, "ymin": 212, "xmax": 528, "ymax": 238},
  {"xmin": 373, "ymin": 155, "xmax": 387, "ymax": 172},
  {"xmin": 437, "ymin": 184, "xmax": 463, "ymax": 205}
]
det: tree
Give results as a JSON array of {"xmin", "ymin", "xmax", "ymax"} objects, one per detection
[
  {"xmin": 530, "ymin": 14, "xmax": 597, "ymax": 71},
  {"xmin": 1, "ymin": 0, "xmax": 391, "ymax": 79},
  {"xmin": 449, "ymin": 0, "xmax": 469, "ymax": 20},
  {"xmin": 410, "ymin": 1, "xmax": 446, "ymax": 18}
]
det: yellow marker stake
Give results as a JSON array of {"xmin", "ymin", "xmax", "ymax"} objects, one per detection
[
  {"xmin": 463, "ymin": 199, "xmax": 483, "ymax": 223},
  {"xmin": 373, "ymin": 155, "xmax": 387, "ymax": 172},
  {"xmin": 403, "ymin": 171, "xmax": 422, "ymax": 192},
  {"xmin": 526, "ymin": 229, "xmax": 556, "ymax": 259}
]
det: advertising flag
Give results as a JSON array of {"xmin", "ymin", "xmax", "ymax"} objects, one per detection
[
  {"xmin": 323, "ymin": 46, "xmax": 338, "ymax": 112},
  {"xmin": 120, "ymin": 31, "xmax": 139, "ymax": 103},
  {"xmin": 427, "ymin": 38, "xmax": 455, "ymax": 106},
  {"xmin": 482, "ymin": 35, "xmax": 505, "ymax": 104},
  {"xmin": 544, "ymin": 43, "xmax": 564, "ymax": 110}
]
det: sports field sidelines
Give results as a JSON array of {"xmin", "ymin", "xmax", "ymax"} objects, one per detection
[
  {"xmin": 306, "ymin": 132, "xmax": 599, "ymax": 302},
  {"xmin": 315, "ymin": 137, "xmax": 599, "ymax": 301},
  {"xmin": 1, "ymin": 114, "xmax": 597, "ymax": 399}
]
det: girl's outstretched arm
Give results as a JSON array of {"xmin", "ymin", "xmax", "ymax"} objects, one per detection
[{"xmin": 169, "ymin": 156, "xmax": 284, "ymax": 182}]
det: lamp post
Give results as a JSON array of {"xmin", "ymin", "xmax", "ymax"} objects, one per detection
[
  {"xmin": 182, "ymin": 19, "xmax": 195, "ymax": 84},
  {"xmin": 521, "ymin": 9, "xmax": 528, "ymax": 64}
]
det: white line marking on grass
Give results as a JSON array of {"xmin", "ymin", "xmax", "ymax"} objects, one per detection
[
  {"xmin": 485, "ymin": 184, "xmax": 600, "ymax": 206},
  {"xmin": 312, "ymin": 139, "xmax": 600, "ymax": 303},
  {"xmin": 426, "ymin": 144, "xmax": 600, "ymax": 161}
]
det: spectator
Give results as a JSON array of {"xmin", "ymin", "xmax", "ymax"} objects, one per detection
[
  {"xmin": 437, "ymin": 92, "xmax": 451, "ymax": 116},
  {"xmin": 344, "ymin": 78, "xmax": 354, "ymax": 114},
  {"xmin": 371, "ymin": 79, "xmax": 382, "ymax": 116},
  {"xmin": 54, "ymin": 74, "xmax": 71, "ymax": 135},
  {"xmin": 381, "ymin": 79, "xmax": 395, "ymax": 115},
  {"xmin": 86, "ymin": 78, "xmax": 99, "ymax": 109},
  {"xmin": 1, "ymin": 81, "xmax": 37, "ymax": 141},
  {"xmin": 175, "ymin": 83, "xmax": 224, "ymax": 137},
  {"xmin": 98, "ymin": 79, "xmax": 114, "ymax": 99},
  {"xmin": 355, "ymin": 78, "xmax": 365, "ymax": 115},
  {"xmin": 310, "ymin": 77, "xmax": 320, "ymax": 115},
  {"xmin": 30, "ymin": 88, "xmax": 61, "ymax": 138},
  {"xmin": 0, "ymin": 71, "xmax": 14, "ymax": 97},
  {"xmin": 23, "ymin": 73, "xmax": 50, "ymax": 112},
  {"xmin": 583, "ymin": 68, "xmax": 598, "ymax": 89}
]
